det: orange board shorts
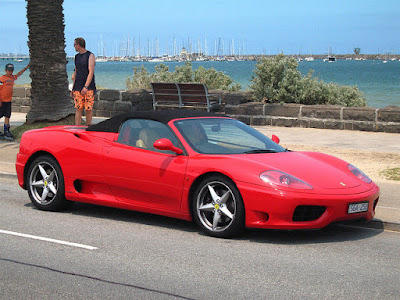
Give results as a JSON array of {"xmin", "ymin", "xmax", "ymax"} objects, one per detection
[{"xmin": 73, "ymin": 90, "xmax": 95, "ymax": 110}]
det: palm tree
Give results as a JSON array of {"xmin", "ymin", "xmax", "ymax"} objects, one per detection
[{"xmin": 26, "ymin": 0, "xmax": 74, "ymax": 123}]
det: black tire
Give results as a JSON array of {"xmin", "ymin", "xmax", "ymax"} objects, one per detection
[
  {"xmin": 27, "ymin": 155, "xmax": 70, "ymax": 211},
  {"xmin": 192, "ymin": 175, "xmax": 245, "ymax": 238}
]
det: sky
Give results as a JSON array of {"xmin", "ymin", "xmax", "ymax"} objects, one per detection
[{"xmin": 1, "ymin": 0, "xmax": 399, "ymax": 57}]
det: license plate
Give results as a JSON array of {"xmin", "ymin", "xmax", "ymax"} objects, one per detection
[{"xmin": 348, "ymin": 202, "xmax": 369, "ymax": 214}]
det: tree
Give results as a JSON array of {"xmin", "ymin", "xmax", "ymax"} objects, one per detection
[
  {"xmin": 125, "ymin": 62, "xmax": 241, "ymax": 91},
  {"xmin": 249, "ymin": 53, "xmax": 299, "ymax": 102},
  {"xmin": 26, "ymin": 0, "xmax": 74, "ymax": 123},
  {"xmin": 249, "ymin": 54, "xmax": 366, "ymax": 107},
  {"xmin": 354, "ymin": 48, "xmax": 361, "ymax": 55}
]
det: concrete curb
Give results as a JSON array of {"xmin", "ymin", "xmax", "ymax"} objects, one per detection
[
  {"xmin": 2, "ymin": 169, "xmax": 398, "ymax": 233},
  {"xmin": 0, "ymin": 172, "xmax": 18, "ymax": 180}
]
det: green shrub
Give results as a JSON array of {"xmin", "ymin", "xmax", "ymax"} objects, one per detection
[
  {"xmin": 249, "ymin": 54, "xmax": 366, "ymax": 106},
  {"xmin": 126, "ymin": 62, "xmax": 241, "ymax": 91}
]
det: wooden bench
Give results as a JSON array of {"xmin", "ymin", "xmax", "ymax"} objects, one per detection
[{"xmin": 150, "ymin": 82, "xmax": 222, "ymax": 112}]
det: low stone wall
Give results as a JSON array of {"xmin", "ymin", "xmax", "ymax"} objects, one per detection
[
  {"xmin": 91, "ymin": 89, "xmax": 153, "ymax": 117},
  {"xmin": 225, "ymin": 102, "xmax": 400, "ymax": 133},
  {"xmin": 11, "ymin": 87, "xmax": 154, "ymax": 117},
  {"xmin": 11, "ymin": 87, "xmax": 400, "ymax": 133},
  {"xmin": 11, "ymin": 87, "xmax": 31, "ymax": 113}
]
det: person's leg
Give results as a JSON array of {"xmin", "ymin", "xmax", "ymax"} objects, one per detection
[
  {"xmin": 85, "ymin": 109, "xmax": 92, "ymax": 126},
  {"xmin": 2, "ymin": 103, "xmax": 13, "ymax": 140},
  {"xmin": 3, "ymin": 118, "xmax": 13, "ymax": 140},
  {"xmin": 0, "ymin": 108, "xmax": 3, "ymax": 138},
  {"xmin": 4, "ymin": 116, "xmax": 10, "ymax": 135},
  {"xmin": 75, "ymin": 108, "xmax": 83, "ymax": 125},
  {"xmin": 73, "ymin": 91, "xmax": 84, "ymax": 126},
  {"xmin": 84, "ymin": 90, "xmax": 95, "ymax": 126}
]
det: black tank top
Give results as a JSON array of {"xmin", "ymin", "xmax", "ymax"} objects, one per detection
[{"xmin": 73, "ymin": 51, "xmax": 96, "ymax": 92}]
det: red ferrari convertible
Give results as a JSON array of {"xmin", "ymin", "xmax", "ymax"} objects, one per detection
[{"xmin": 16, "ymin": 110, "xmax": 379, "ymax": 238}]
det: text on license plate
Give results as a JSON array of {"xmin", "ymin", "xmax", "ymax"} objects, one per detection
[{"xmin": 348, "ymin": 202, "xmax": 369, "ymax": 214}]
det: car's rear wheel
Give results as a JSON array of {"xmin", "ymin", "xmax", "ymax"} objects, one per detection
[
  {"xmin": 27, "ymin": 155, "xmax": 69, "ymax": 211},
  {"xmin": 193, "ymin": 175, "xmax": 245, "ymax": 238}
]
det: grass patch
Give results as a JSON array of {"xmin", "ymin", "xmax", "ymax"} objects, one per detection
[
  {"xmin": 11, "ymin": 115, "xmax": 76, "ymax": 141},
  {"xmin": 381, "ymin": 167, "xmax": 400, "ymax": 181}
]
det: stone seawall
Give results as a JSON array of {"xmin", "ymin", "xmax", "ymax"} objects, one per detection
[
  {"xmin": 11, "ymin": 87, "xmax": 400, "ymax": 133},
  {"xmin": 11, "ymin": 87, "xmax": 153, "ymax": 117},
  {"xmin": 226, "ymin": 102, "xmax": 400, "ymax": 133}
]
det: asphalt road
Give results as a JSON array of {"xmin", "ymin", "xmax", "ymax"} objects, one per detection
[{"xmin": 1, "ymin": 177, "xmax": 399, "ymax": 300}]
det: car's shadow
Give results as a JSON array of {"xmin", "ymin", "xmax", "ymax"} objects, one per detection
[
  {"xmin": 241, "ymin": 222, "xmax": 384, "ymax": 244},
  {"xmin": 25, "ymin": 201, "xmax": 384, "ymax": 244},
  {"xmin": 25, "ymin": 201, "xmax": 198, "ymax": 233}
]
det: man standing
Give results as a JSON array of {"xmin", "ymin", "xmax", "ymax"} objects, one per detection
[
  {"xmin": 71, "ymin": 37, "xmax": 96, "ymax": 126},
  {"xmin": 0, "ymin": 63, "xmax": 29, "ymax": 140}
]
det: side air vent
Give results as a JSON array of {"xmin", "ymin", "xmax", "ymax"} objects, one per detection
[
  {"xmin": 73, "ymin": 180, "xmax": 82, "ymax": 193},
  {"xmin": 73, "ymin": 133, "xmax": 91, "ymax": 142}
]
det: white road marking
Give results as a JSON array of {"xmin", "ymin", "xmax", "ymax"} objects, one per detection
[{"xmin": 0, "ymin": 229, "xmax": 97, "ymax": 250}]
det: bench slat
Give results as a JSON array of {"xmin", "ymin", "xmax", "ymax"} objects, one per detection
[
  {"xmin": 151, "ymin": 82, "xmax": 221, "ymax": 112},
  {"xmin": 151, "ymin": 83, "xmax": 178, "ymax": 90},
  {"xmin": 178, "ymin": 83, "xmax": 207, "ymax": 92},
  {"xmin": 154, "ymin": 95, "xmax": 180, "ymax": 101},
  {"xmin": 181, "ymin": 95, "xmax": 207, "ymax": 103}
]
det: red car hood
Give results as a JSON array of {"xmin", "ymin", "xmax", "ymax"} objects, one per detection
[{"xmin": 232, "ymin": 151, "xmax": 362, "ymax": 190}]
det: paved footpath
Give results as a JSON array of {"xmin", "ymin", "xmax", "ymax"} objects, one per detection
[{"xmin": 1, "ymin": 112, "xmax": 399, "ymax": 231}]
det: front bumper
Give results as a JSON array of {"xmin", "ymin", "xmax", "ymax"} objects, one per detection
[
  {"xmin": 16, "ymin": 153, "xmax": 29, "ymax": 189},
  {"xmin": 237, "ymin": 181, "xmax": 380, "ymax": 230}
]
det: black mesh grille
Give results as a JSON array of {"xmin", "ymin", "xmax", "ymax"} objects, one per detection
[{"xmin": 293, "ymin": 206, "xmax": 326, "ymax": 222}]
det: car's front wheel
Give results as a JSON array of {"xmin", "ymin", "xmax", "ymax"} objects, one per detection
[
  {"xmin": 193, "ymin": 175, "xmax": 245, "ymax": 238},
  {"xmin": 27, "ymin": 155, "xmax": 70, "ymax": 211}
]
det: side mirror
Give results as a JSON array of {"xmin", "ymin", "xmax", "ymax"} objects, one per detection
[
  {"xmin": 271, "ymin": 134, "xmax": 280, "ymax": 144},
  {"xmin": 154, "ymin": 138, "xmax": 183, "ymax": 155},
  {"xmin": 211, "ymin": 124, "xmax": 221, "ymax": 132}
]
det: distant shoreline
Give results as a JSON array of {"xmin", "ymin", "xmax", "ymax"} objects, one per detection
[{"xmin": 1, "ymin": 53, "xmax": 398, "ymax": 62}]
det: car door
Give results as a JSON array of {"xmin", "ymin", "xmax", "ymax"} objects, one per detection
[{"xmin": 102, "ymin": 119, "xmax": 188, "ymax": 212}]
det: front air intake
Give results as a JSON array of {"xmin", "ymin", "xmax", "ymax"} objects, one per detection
[{"xmin": 293, "ymin": 205, "xmax": 326, "ymax": 222}]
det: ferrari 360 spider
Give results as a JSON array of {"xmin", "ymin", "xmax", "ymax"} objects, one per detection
[{"xmin": 16, "ymin": 110, "xmax": 379, "ymax": 238}]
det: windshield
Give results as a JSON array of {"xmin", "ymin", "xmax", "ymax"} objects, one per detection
[{"xmin": 174, "ymin": 118, "xmax": 286, "ymax": 154}]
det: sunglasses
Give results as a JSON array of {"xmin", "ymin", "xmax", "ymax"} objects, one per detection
[{"xmin": 6, "ymin": 68, "xmax": 14, "ymax": 71}]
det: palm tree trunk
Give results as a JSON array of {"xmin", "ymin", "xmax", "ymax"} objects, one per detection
[{"xmin": 26, "ymin": 0, "xmax": 74, "ymax": 123}]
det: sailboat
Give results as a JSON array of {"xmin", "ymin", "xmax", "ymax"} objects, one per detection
[
  {"xmin": 96, "ymin": 34, "xmax": 108, "ymax": 62},
  {"xmin": 323, "ymin": 56, "xmax": 336, "ymax": 62},
  {"xmin": 95, "ymin": 57, "xmax": 108, "ymax": 63},
  {"xmin": 304, "ymin": 47, "xmax": 314, "ymax": 61},
  {"xmin": 148, "ymin": 57, "xmax": 164, "ymax": 63},
  {"xmin": 323, "ymin": 47, "xmax": 336, "ymax": 62}
]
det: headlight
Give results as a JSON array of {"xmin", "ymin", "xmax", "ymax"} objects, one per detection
[
  {"xmin": 260, "ymin": 170, "xmax": 313, "ymax": 190},
  {"xmin": 348, "ymin": 164, "xmax": 372, "ymax": 183}
]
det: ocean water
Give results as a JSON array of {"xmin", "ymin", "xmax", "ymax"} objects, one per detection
[{"xmin": 2, "ymin": 59, "xmax": 399, "ymax": 108}]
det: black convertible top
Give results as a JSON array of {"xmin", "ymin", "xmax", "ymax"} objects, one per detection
[{"xmin": 86, "ymin": 109, "xmax": 226, "ymax": 133}]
